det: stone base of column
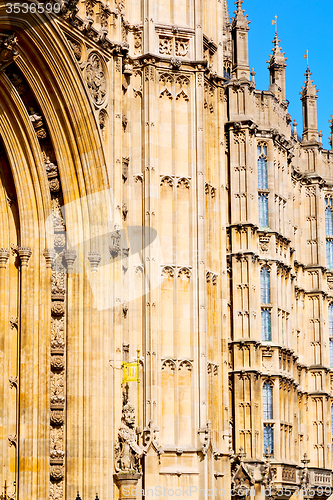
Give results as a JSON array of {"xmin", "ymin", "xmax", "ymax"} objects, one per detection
[{"xmin": 114, "ymin": 473, "xmax": 142, "ymax": 500}]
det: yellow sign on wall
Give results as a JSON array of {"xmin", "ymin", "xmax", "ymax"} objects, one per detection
[{"xmin": 123, "ymin": 362, "xmax": 139, "ymax": 382}]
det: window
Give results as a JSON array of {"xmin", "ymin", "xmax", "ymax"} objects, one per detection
[
  {"xmin": 264, "ymin": 425, "xmax": 274, "ymax": 455},
  {"xmin": 261, "ymin": 309, "xmax": 271, "ymax": 341},
  {"xmin": 259, "ymin": 194, "xmax": 269, "ymax": 227},
  {"xmin": 263, "ymin": 382, "xmax": 273, "ymax": 419},
  {"xmin": 325, "ymin": 198, "xmax": 333, "ymax": 269},
  {"xmin": 258, "ymin": 143, "xmax": 269, "ymax": 227},
  {"xmin": 260, "ymin": 266, "xmax": 270, "ymax": 304},
  {"xmin": 258, "ymin": 148, "xmax": 268, "ymax": 190}
]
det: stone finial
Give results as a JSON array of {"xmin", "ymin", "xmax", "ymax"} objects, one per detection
[
  {"xmin": 88, "ymin": 251, "xmax": 102, "ymax": 271},
  {"xmin": 43, "ymin": 249, "xmax": 57, "ymax": 269},
  {"xmin": 0, "ymin": 248, "xmax": 10, "ymax": 268},
  {"xmin": 63, "ymin": 250, "xmax": 77, "ymax": 271},
  {"xmin": 232, "ymin": 0, "xmax": 250, "ymax": 29},
  {"xmin": 267, "ymin": 31, "xmax": 287, "ymax": 101},
  {"xmin": 17, "ymin": 246, "xmax": 32, "ymax": 266},
  {"xmin": 250, "ymin": 68, "xmax": 255, "ymax": 83}
]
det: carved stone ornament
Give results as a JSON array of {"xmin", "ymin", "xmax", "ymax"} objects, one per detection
[
  {"xmin": 50, "ymin": 465, "xmax": 64, "ymax": 481},
  {"xmin": 51, "ymin": 411, "xmax": 64, "ymax": 426},
  {"xmin": 0, "ymin": 33, "xmax": 19, "ymax": 71},
  {"xmin": 85, "ymin": 52, "xmax": 107, "ymax": 106},
  {"xmin": 51, "ymin": 356, "xmax": 65, "ymax": 371},
  {"xmin": 51, "ymin": 302, "xmax": 65, "ymax": 317},
  {"xmin": 115, "ymin": 403, "xmax": 147, "ymax": 473}
]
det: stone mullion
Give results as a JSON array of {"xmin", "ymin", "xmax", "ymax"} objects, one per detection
[
  {"xmin": 148, "ymin": 63, "xmax": 158, "ymax": 426},
  {"xmin": 218, "ymin": 88, "xmax": 230, "ymax": 458},
  {"xmin": 39, "ymin": 253, "xmax": 51, "ymax": 500},
  {"xmin": 17, "ymin": 248, "xmax": 34, "ymax": 498},
  {"xmin": 142, "ymin": 62, "xmax": 155, "ymax": 427},
  {"xmin": 269, "ymin": 263, "xmax": 277, "ymax": 345},
  {"xmin": 0, "ymin": 250, "xmax": 14, "ymax": 494},
  {"xmin": 229, "ymin": 130, "xmax": 240, "ymax": 225},
  {"xmin": 248, "ymin": 256, "xmax": 256, "ymax": 341},
  {"xmin": 194, "ymin": 66, "xmax": 208, "ymax": 434}
]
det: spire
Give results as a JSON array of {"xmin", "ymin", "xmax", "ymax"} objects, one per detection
[
  {"xmin": 267, "ymin": 22, "xmax": 287, "ymax": 102},
  {"xmin": 300, "ymin": 62, "xmax": 319, "ymax": 143},
  {"xmin": 231, "ymin": 0, "xmax": 250, "ymax": 80}
]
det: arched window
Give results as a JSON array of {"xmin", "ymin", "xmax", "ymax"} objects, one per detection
[
  {"xmin": 260, "ymin": 266, "xmax": 270, "ymax": 304},
  {"xmin": 257, "ymin": 145, "xmax": 268, "ymax": 190},
  {"xmin": 263, "ymin": 382, "xmax": 273, "ymax": 419}
]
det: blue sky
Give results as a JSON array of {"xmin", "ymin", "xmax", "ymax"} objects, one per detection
[{"xmin": 227, "ymin": 0, "xmax": 333, "ymax": 149}]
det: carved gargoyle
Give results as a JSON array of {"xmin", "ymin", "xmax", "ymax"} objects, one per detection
[{"xmin": 115, "ymin": 403, "xmax": 146, "ymax": 473}]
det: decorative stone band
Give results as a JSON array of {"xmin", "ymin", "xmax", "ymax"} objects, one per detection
[
  {"xmin": 0, "ymin": 248, "xmax": 10, "ymax": 268},
  {"xmin": 17, "ymin": 246, "xmax": 32, "ymax": 266}
]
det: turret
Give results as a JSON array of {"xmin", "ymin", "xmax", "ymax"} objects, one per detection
[
  {"xmin": 231, "ymin": 0, "xmax": 250, "ymax": 80},
  {"xmin": 267, "ymin": 31, "xmax": 287, "ymax": 102},
  {"xmin": 300, "ymin": 63, "xmax": 319, "ymax": 143}
]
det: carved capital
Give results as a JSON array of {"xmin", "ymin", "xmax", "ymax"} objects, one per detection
[
  {"xmin": 43, "ymin": 249, "xmax": 57, "ymax": 269},
  {"xmin": 0, "ymin": 248, "xmax": 10, "ymax": 268},
  {"xmin": 17, "ymin": 246, "xmax": 32, "ymax": 266},
  {"xmin": 88, "ymin": 251, "xmax": 102, "ymax": 271},
  {"xmin": 63, "ymin": 250, "xmax": 77, "ymax": 271}
]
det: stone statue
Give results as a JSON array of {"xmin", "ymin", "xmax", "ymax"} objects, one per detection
[{"xmin": 115, "ymin": 403, "xmax": 146, "ymax": 473}]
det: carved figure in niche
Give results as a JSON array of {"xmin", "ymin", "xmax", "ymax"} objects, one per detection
[
  {"xmin": 85, "ymin": 53, "xmax": 107, "ymax": 106},
  {"xmin": 115, "ymin": 403, "xmax": 146, "ymax": 472}
]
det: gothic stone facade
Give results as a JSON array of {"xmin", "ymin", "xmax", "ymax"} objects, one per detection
[{"xmin": 0, "ymin": 0, "xmax": 333, "ymax": 499}]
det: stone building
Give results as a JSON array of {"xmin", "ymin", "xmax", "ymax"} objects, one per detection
[{"xmin": 0, "ymin": 0, "xmax": 333, "ymax": 499}]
